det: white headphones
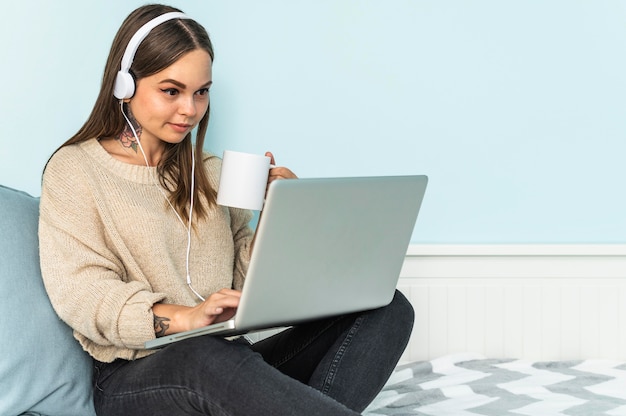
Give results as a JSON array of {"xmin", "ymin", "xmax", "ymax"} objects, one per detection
[{"xmin": 113, "ymin": 11, "xmax": 191, "ymax": 100}]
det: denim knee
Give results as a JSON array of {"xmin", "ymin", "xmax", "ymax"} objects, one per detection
[{"xmin": 389, "ymin": 290, "xmax": 415, "ymax": 330}]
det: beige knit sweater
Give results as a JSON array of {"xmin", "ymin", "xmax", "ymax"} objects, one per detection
[{"xmin": 39, "ymin": 138, "xmax": 253, "ymax": 362}]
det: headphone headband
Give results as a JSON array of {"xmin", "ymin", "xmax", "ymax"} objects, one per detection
[{"xmin": 114, "ymin": 11, "xmax": 191, "ymax": 100}]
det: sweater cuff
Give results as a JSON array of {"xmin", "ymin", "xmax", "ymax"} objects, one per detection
[{"xmin": 118, "ymin": 291, "xmax": 167, "ymax": 349}]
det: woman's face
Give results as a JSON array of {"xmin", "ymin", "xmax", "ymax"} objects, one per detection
[{"xmin": 129, "ymin": 49, "xmax": 212, "ymax": 148}]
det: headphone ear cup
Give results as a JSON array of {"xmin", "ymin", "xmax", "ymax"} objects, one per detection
[
  {"xmin": 113, "ymin": 71, "xmax": 135, "ymax": 100},
  {"xmin": 113, "ymin": 12, "xmax": 189, "ymax": 101}
]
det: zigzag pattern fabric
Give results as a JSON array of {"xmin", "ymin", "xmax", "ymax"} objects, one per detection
[{"xmin": 364, "ymin": 353, "xmax": 626, "ymax": 416}]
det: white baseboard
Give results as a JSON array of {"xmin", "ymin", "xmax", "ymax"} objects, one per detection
[{"xmin": 399, "ymin": 244, "xmax": 626, "ymax": 362}]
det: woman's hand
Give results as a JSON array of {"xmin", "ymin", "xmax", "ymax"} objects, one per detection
[
  {"xmin": 265, "ymin": 152, "xmax": 298, "ymax": 189},
  {"xmin": 189, "ymin": 288, "xmax": 241, "ymax": 328},
  {"xmin": 152, "ymin": 288, "xmax": 241, "ymax": 337}
]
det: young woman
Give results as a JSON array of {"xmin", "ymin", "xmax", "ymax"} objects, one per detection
[{"xmin": 39, "ymin": 4, "xmax": 414, "ymax": 415}]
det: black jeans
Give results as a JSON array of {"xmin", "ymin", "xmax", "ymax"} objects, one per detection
[{"xmin": 93, "ymin": 290, "xmax": 414, "ymax": 415}]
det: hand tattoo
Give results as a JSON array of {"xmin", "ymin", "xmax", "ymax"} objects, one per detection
[{"xmin": 154, "ymin": 314, "xmax": 171, "ymax": 337}]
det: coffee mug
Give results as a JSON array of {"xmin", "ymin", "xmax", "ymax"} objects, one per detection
[{"xmin": 216, "ymin": 150, "xmax": 273, "ymax": 211}]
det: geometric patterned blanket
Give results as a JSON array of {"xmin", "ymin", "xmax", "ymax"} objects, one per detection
[{"xmin": 364, "ymin": 353, "xmax": 626, "ymax": 416}]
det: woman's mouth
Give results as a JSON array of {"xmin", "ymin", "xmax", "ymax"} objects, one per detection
[{"xmin": 169, "ymin": 123, "xmax": 192, "ymax": 133}]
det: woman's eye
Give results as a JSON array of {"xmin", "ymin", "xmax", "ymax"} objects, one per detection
[
  {"xmin": 196, "ymin": 88, "xmax": 210, "ymax": 96},
  {"xmin": 161, "ymin": 88, "xmax": 179, "ymax": 96}
]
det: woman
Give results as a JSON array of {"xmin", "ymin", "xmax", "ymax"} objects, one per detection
[{"xmin": 39, "ymin": 4, "xmax": 414, "ymax": 415}]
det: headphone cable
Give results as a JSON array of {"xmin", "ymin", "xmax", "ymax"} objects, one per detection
[{"xmin": 120, "ymin": 101, "xmax": 205, "ymax": 302}]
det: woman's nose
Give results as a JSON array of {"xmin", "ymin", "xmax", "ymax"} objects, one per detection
[{"xmin": 179, "ymin": 95, "xmax": 197, "ymax": 117}]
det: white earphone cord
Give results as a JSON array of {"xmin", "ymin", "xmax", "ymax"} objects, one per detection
[{"xmin": 120, "ymin": 102, "xmax": 205, "ymax": 302}]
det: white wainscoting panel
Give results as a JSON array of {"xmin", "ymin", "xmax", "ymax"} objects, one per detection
[{"xmin": 398, "ymin": 244, "xmax": 626, "ymax": 362}]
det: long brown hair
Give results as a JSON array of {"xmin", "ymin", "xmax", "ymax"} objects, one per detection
[{"xmin": 55, "ymin": 4, "xmax": 216, "ymax": 221}]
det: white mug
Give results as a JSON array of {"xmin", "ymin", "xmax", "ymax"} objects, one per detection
[{"xmin": 216, "ymin": 150, "xmax": 273, "ymax": 211}]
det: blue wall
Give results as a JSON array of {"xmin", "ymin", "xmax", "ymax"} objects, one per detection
[{"xmin": 1, "ymin": 1, "xmax": 625, "ymax": 243}]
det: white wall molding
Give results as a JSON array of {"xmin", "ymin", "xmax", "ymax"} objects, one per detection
[
  {"xmin": 398, "ymin": 244, "xmax": 626, "ymax": 362},
  {"xmin": 406, "ymin": 244, "xmax": 626, "ymax": 257},
  {"xmin": 401, "ymin": 244, "xmax": 626, "ymax": 279}
]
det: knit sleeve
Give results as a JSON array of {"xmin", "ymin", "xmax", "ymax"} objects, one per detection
[
  {"xmin": 39, "ymin": 148, "xmax": 165, "ymax": 357},
  {"xmin": 230, "ymin": 207, "xmax": 253, "ymax": 290}
]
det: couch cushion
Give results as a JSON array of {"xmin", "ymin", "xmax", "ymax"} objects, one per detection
[{"xmin": 0, "ymin": 185, "xmax": 95, "ymax": 416}]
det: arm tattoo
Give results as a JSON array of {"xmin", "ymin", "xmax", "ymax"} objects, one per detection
[{"xmin": 154, "ymin": 314, "xmax": 171, "ymax": 337}]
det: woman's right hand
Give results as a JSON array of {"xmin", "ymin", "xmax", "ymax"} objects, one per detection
[
  {"xmin": 191, "ymin": 288, "xmax": 241, "ymax": 328},
  {"xmin": 152, "ymin": 288, "xmax": 241, "ymax": 337}
]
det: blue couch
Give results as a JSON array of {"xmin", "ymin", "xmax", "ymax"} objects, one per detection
[{"xmin": 0, "ymin": 185, "xmax": 96, "ymax": 415}]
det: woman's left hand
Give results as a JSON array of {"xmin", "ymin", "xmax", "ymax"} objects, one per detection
[{"xmin": 265, "ymin": 152, "xmax": 298, "ymax": 188}]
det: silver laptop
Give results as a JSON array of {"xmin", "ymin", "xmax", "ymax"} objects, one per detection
[{"xmin": 145, "ymin": 175, "xmax": 428, "ymax": 349}]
